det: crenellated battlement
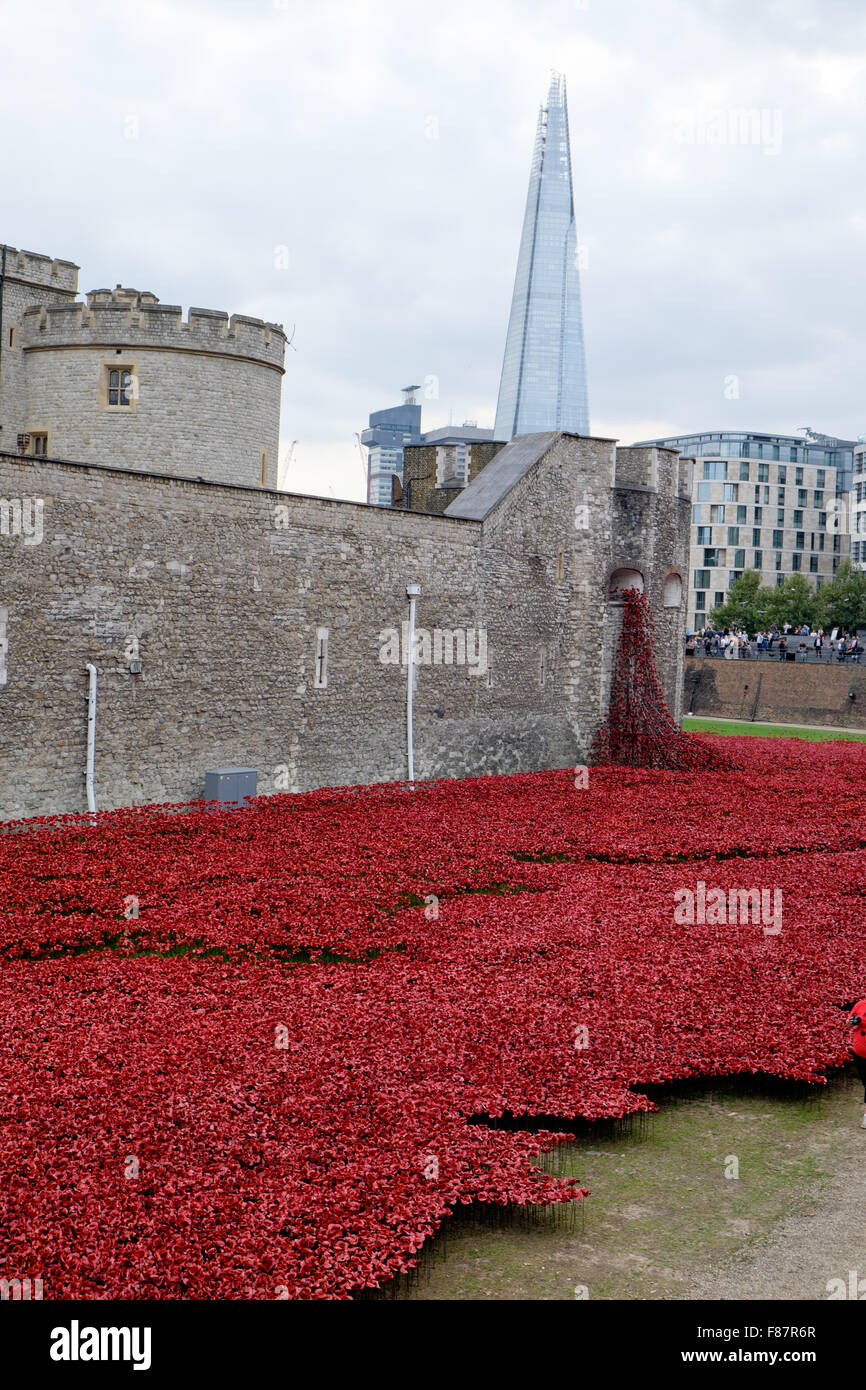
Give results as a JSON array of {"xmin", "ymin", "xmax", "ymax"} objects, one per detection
[
  {"xmin": 614, "ymin": 445, "xmax": 689, "ymax": 498},
  {"xmin": 19, "ymin": 284, "xmax": 286, "ymax": 368},
  {"xmin": 0, "ymin": 244, "xmax": 79, "ymax": 295}
]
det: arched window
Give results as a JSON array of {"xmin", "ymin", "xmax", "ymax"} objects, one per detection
[
  {"xmin": 663, "ymin": 572, "xmax": 683, "ymax": 608},
  {"xmin": 608, "ymin": 567, "xmax": 644, "ymax": 601}
]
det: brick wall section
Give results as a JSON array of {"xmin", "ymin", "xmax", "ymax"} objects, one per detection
[
  {"xmin": 0, "ymin": 434, "xmax": 689, "ymax": 819},
  {"xmin": 685, "ymin": 656, "xmax": 866, "ymax": 729},
  {"xmin": 397, "ymin": 441, "xmax": 506, "ymax": 513}
]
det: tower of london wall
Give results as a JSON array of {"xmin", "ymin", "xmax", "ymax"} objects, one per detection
[{"xmin": 0, "ymin": 433, "xmax": 690, "ymax": 820}]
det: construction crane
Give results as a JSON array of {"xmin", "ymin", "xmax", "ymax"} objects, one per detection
[
  {"xmin": 354, "ymin": 432, "xmax": 369, "ymax": 498},
  {"xmin": 279, "ymin": 440, "xmax": 297, "ymax": 490}
]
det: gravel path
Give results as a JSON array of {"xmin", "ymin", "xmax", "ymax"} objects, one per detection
[{"xmin": 689, "ymin": 1112, "xmax": 866, "ymax": 1300}]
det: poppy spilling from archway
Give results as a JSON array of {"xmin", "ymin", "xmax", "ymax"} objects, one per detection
[{"xmin": 591, "ymin": 588, "xmax": 726, "ymax": 770}]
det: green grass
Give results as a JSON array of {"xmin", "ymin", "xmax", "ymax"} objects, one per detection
[
  {"xmin": 397, "ymin": 1077, "xmax": 860, "ymax": 1301},
  {"xmin": 683, "ymin": 716, "xmax": 866, "ymax": 743}
]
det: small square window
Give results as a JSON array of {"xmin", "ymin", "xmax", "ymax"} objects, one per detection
[{"xmin": 106, "ymin": 366, "xmax": 134, "ymax": 407}]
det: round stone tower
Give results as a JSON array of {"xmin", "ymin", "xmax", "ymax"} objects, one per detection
[{"xmin": 18, "ymin": 285, "xmax": 286, "ymax": 487}]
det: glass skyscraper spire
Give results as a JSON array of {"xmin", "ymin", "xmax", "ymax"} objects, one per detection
[{"xmin": 494, "ymin": 72, "xmax": 589, "ymax": 440}]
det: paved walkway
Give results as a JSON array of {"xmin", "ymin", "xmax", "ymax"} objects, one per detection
[{"xmin": 689, "ymin": 1112, "xmax": 866, "ymax": 1300}]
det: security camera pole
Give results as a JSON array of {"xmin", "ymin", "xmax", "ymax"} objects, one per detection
[{"xmin": 406, "ymin": 584, "xmax": 421, "ymax": 785}]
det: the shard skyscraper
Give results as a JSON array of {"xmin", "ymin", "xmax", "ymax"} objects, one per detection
[{"xmin": 494, "ymin": 73, "xmax": 590, "ymax": 440}]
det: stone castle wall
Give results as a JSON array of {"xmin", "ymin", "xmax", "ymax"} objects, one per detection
[
  {"xmin": 685, "ymin": 656, "xmax": 866, "ymax": 729},
  {"xmin": 0, "ymin": 433, "xmax": 689, "ymax": 820}
]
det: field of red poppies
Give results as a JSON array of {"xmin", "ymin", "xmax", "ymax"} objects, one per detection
[{"xmin": 2, "ymin": 736, "xmax": 865, "ymax": 1299}]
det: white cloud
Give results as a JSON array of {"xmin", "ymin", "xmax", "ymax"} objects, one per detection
[{"xmin": 2, "ymin": 0, "xmax": 866, "ymax": 482}]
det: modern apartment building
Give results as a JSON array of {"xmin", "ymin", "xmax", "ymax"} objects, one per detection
[
  {"xmin": 634, "ymin": 430, "xmax": 855, "ymax": 632},
  {"xmin": 852, "ymin": 441, "xmax": 866, "ymax": 570}
]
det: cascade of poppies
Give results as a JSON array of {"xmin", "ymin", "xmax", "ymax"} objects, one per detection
[{"xmin": 591, "ymin": 588, "xmax": 724, "ymax": 770}]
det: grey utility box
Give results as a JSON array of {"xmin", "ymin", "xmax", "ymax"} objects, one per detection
[{"xmin": 204, "ymin": 767, "xmax": 257, "ymax": 808}]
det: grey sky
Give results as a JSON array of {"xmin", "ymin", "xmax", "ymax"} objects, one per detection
[{"xmin": 3, "ymin": 0, "xmax": 865, "ymax": 498}]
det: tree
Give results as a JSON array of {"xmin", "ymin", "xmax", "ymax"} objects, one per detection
[
  {"xmin": 764, "ymin": 573, "xmax": 816, "ymax": 630},
  {"xmin": 711, "ymin": 570, "xmax": 771, "ymax": 633},
  {"xmin": 813, "ymin": 560, "xmax": 866, "ymax": 634}
]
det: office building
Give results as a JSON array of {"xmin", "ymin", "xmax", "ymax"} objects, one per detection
[{"xmin": 493, "ymin": 72, "xmax": 589, "ymax": 440}]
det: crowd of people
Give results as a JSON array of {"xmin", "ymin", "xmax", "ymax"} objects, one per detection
[{"xmin": 685, "ymin": 622, "xmax": 863, "ymax": 662}]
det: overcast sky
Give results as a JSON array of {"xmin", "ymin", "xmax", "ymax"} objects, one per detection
[{"xmin": 3, "ymin": 0, "xmax": 865, "ymax": 498}]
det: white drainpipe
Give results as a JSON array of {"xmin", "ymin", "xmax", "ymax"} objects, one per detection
[
  {"xmin": 85, "ymin": 662, "xmax": 97, "ymax": 813},
  {"xmin": 406, "ymin": 584, "xmax": 421, "ymax": 785}
]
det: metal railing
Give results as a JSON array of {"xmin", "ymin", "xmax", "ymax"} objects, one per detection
[{"xmin": 687, "ymin": 642, "xmax": 861, "ymax": 664}]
